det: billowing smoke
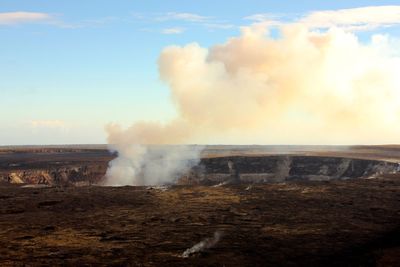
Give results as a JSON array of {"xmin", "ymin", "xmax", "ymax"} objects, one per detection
[
  {"xmin": 157, "ymin": 24, "xmax": 400, "ymax": 144},
  {"xmin": 105, "ymin": 16, "xmax": 400, "ymax": 186},
  {"xmin": 103, "ymin": 144, "xmax": 202, "ymax": 186}
]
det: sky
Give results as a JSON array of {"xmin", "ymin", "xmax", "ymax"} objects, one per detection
[{"xmin": 1, "ymin": 1, "xmax": 400, "ymax": 145}]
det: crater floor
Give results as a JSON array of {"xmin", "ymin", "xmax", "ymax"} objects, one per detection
[{"xmin": 1, "ymin": 174, "xmax": 400, "ymax": 266}]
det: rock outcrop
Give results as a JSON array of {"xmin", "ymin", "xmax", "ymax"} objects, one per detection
[
  {"xmin": 0, "ymin": 164, "xmax": 107, "ymax": 186},
  {"xmin": 182, "ymin": 156, "xmax": 399, "ymax": 185}
]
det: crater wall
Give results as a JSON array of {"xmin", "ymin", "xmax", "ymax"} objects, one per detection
[
  {"xmin": 180, "ymin": 156, "xmax": 399, "ymax": 185},
  {"xmin": 0, "ymin": 164, "xmax": 107, "ymax": 186},
  {"xmin": 1, "ymin": 154, "xmax": 398, "ymax": 186}
]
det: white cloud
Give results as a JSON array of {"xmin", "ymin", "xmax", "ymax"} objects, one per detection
[
  {"xmin": 162, "ymin": 27, "xmax": 185, "ymax": 34},
  {"xmin": 245, "ymin": 6, "xmax": 400, "ymax": 32},
  {"xmin": 133, "ymin": 12, "xmax": 234, "ymax": 32},
  {"xmin": 301, "ymin": 6, "xmax": 400, "ymax": 31},
  {"xmin": 157, "ymin": 12, "xmax": 208, "ymax": 22},
  {"xmin": 0, "ymin": 11, "xmax": 119, "ymax": 29},
  {"xmin": 244, "ymin": 13, "xmax": 281, "ymax": 23},
  {"xmin": 0, "ymin": 11, "xmax": 52, "ymax": 25}
]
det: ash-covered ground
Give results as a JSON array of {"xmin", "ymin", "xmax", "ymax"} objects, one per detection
[{"xmin": 0, "ymin": 145, "xmax": 399, "ymax": 266}]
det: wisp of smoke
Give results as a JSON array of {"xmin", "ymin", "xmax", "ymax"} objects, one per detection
[
  {"xmin": 182, "ymin": 231, "xmax": 222, "ymax": 258},
  {"xmin": 104, "ymin": 17, "xmax": 400, "ymax": 186}
]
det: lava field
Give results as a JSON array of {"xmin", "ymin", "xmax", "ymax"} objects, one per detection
[{"xmin": 0, "ymin": 145, "xmax": 399, "ymax": 266}]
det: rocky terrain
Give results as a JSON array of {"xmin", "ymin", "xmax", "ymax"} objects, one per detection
[
  {"xmin": 0, "ymin": 149, "xmax": 113, "ymax": 186},
  {"xmin": 0, "ymin": 174, "xmax": 399, "ymax": 266},
  {"xmin": 1, "ymin": 146, "xmax": 399, "ymax": 187},
  {"xmin": 182, "ymin": 156, "xmax": 399, "ymax": 185},
  {"xmin": 0, "ymin": 145, "xmax": 399, "ymax": 266}
]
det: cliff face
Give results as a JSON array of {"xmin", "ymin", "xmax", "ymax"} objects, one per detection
[
  {"xmin": 1, "ymin": 154, "xmax": 398, "ymax": 186},
  {"xmin": 183, "ymin": 156, "xmax": 399, "ymax": 185},
  {"xmin": 0, "ymin": 149, "xmax": 113, "ymax": 186},
  {"xmin": 1, "ymin": 164, "xmax": 107, "ymax": 186}
]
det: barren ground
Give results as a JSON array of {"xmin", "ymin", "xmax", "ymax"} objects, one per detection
[
  {"xmin": 0, "ymin": 176, "xmax": 399, "ymax": 266},
  {"xmin": 0, "ymin": 146, "xmax": 399, "ymax": 266}
]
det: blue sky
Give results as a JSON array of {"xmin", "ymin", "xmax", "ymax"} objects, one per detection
[{"xmin": 1, "ymin": 0, "xmax": 400, "ymax": 145}]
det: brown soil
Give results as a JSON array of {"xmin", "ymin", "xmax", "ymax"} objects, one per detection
[{"xmin": 0, "ymin": 174, "xmax": 399, "ymax": 266}]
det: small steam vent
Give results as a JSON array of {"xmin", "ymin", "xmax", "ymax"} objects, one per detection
[{"xmin": 227, "ymin": 160, "xmax": 240, "ymax": 183}]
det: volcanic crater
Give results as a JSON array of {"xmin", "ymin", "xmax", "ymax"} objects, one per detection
[{"xmin": 0, "ymin": 145, "xmax": 399, "ymax": 266}]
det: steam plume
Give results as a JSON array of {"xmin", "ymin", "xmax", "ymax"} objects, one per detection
[
  {"xmin": 182, "ymin": 231, "xmax": 222, "ymax": 258},
  {"xmin": 103, "ymin": 120, "xmax": 203, "ymax": 186},
  {"xmin": 156, "ymin": 24, "xmax": 400, "ymax": 144},
  {"xmin": 105, "ymin": 16, "xmax": 400, "ymax": 186}
]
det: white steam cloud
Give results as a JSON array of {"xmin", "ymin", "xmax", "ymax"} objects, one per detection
[
  {"xmin": 103, "ymin": 143, "xmax": 202, "ymax": 186},
  {"xmin": 105, "ymin": 6, "xmax": 400, "ymax": 186},
  {"xmin": 103, "ymin": 122, "xmax": 202, "ymax": 186}
]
